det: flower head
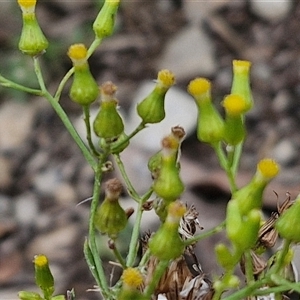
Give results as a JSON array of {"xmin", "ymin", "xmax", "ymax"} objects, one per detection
[
  {"xmin": 122, "ymin": 268, "xmax": 143, "ymax": 288},
  {"xmin": 157, "ymin": 69, "xmax": 175, "ymax": 88},
  {"xmin": 257, "ymin": 159, "xmax": 280, "ymax": 181},
  {"xmin": 222, "ymin": 94, "xmax": 248, "ymax": 116},
  {"xmin": 187, "ymin": 78, "xmax": 211, "ymax": 100}
]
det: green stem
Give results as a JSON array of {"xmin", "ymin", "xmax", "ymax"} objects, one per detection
[
  {"xmin": 112, "ymin": 242, "xmax": 126, "ymax": 269},
  {"xmin": 88, "ymin": 163, "xmax": 112, "ymax": 299},
  {"xmin": 126, "ymin": 188, "xmax": 153, "ymax": 267},
  {"xmin": 87, "ymin": 37, "xmax": 103, "ymax": 58},
  {"xmin": 0, "ymin": 74, "xmax": 43, "ymax": 95},
  {"xmin": 184, "ymin": 221, "xmax": 225, "ymax": 247},
  {"xmin": 110, "ymin": 122, "xmax": 146, "ymax": 153},
  {"xmin": 213, "ymin": 142, "xmax": 237, "ymax": 193},
  {"xmin": 33, "ymin": 57, "xmax": 97, "ymax": 170},
  {"xmin": 83, "ymin": 105, "xmax": 101, "ymax": 157},
  {"xmin": 270, "ymin": 239, "xmax": 292, "ymax": 275},
  {"xmin": 244, "ymin": 250, "xmax": 254, "ymax": 284},
  {"xmin": 113, "ymin": 154, "xmax": 140, "ymax": 201},
  {"xmin": 54, "ymin": 67, "xmax": 74, "ymax": 101},
  {"xmin": 144, "ymin": 259, "xmax": 169, "ymax": 298}
]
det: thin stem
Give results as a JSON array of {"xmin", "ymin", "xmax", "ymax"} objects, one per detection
[
  {"xmin": 33, "ymin": 57, "xmax": 97, "ymax": 170},
  {"xmin": 111, "ymin": 242, "xmax": 126, "ymax": 269},
  {"xmin": 184, "ymin": 221, "xmax": 225, "ymax": 246},
  {"xmin": 54, "ymin": 67, "xmax": 74, "ymax": 101},
  {"xmin": 83, "ymin": 105, "xmax": 101, "ymax": 157},
  {"xmin": 87, "ymin": 37, "xmax": 103, "ymax": 58},
  {"xmin": 110, "ymin": 122, "xmax": 146, "ymax": 153},
  {"xmin": 88, "ymin": 163, "xmax": 111, "ymax": 299},
  {"xmin": 244, "ymin": 250, "xmax": 254, "ymax": 284},
  {"xmin": 144, "ymin": 259, "xmax": 169, "ymax": 298},
  {"xmin": 113, "ymin": 154, "xmax": 140, "ymax": 201},
  {"xmin": 126, "ymin": 188, "xmax": 153, "ymax": 267},
  {"xmin": 270, "ymin": 239, "xmax": 292, "ymax": 275},
  {"xmin": 0, "ymin": 74, "xmax": 43, "ymax": 95}
]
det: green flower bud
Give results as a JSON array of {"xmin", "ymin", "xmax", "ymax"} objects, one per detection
[
  {"xmin": 233, "ymin": 159, "xmax": 280, "ymax": 216},
  {"xmin": 215, "ymin": 243, "xmax": 236, "ymax": 270},
  {"xmin": 118, "ymin": 268, "xmax": 145, "ymax": 300},
  {"xmin": 93, "ymin": 0, "xmax": 120, "ymax": 39},
  {"xmin": 137, "ymin": 70, "xmax": 175, "ymax": 124},
  {"xmin": 153, "ymin": 197, "xmax": 168, "ymax": 222},
  {"xmin": 148, "ymin": 126, "xmax": 185, "ymax": 179},
  {"xmin": 17, "ymin": 0, "xmax": 49, "ymax": 56},
  {"xmin": 33, "ymin": 254, "xmax": 54, "ymax": 299},
  {"xmin": 149, "ymin": 201, "xmax": 186, "ymax": 260},
  {"xmin": 94, "ymin": 178, "xmax": 127, "ymax": 238},
  {"xmin": 152, "ymin": 135, "xmax": 185, "ymax": 203},
  {"xmin": 18, "ymin": 291, "xmax": 43, "ymax": 300},
  {"xmin": 110, "ymin": 131, "xmax": 130, "ymax": 154},
  {"xmin": 188, "ymin": 78, "xmax": 224, "ymax": 145},
  {"xmin": 275, "ymin": 195, "xmax": 300, "ymax": 242},
  {"xmin": 226, "ymin": 200, "xmax": 261, "ymax": 252},
  {"xmin": 93, "ymin": 81, "xmax": 124, "ymax": 140},
  {"xmin": 67, "ymin": 44, "xmax": 99, "ymax": 106},
  {"xmin": 222, "ymin": 94, "xmax": 248, "ymax": 145},
  {"xmin": 231, "ymin": 60, "xmax": 253, "ymax": 112}
]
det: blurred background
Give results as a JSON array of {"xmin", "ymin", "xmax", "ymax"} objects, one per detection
[{"xmin": 1, "ymin": 0, "xmax": 300, "ymax": 299}]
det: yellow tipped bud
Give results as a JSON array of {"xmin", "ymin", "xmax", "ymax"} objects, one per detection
[
  {"xmin": 232, "ymin": 60, "xmax": 251, "ymax": 72},
  {"xmin": 67, "ymin": 44, "xmax": 88, "ymax": 61},
  {"xmin": 257, "ymin": 159, "xmax": 280, "ymax": 180},
  {"xmin": 187, "ymin": 78, "xmax": 211, "ymax": 98},
  {"xmin": 34, "ymin": 254, "xmax": 48, "ymax": 267},
  {"xmin": 157, "ymin": 69, "xmax": 175, "ymax": 88},
  {"xmin": 18, "ymin": 0, "xmax": 36, "ymax": 9},
  {"xmin": 168, "ymin": 201, "xmax": 186, "ymax": 221},
  {"xmin": 122, "ymin": 268, "xmax": 143, "ymax": 288},
  {"xmin": 222, "ymin": 94, "xmax": 248, "ymax": 116}
]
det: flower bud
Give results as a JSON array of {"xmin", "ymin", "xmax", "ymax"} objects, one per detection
[
  {"xmin": 148, "ymin": 126, "xmax": 185, "ymax": 179},
  {"xmin": 94, "ymin": 178, "xmax": 127, "ymax": 238},
  {"xmin": 67, "ymin": 44, "xmax": 99, "ymax": 106},
  {"xmin": 93, "ymin": 0, "xmax": 120, "ymax": 39},
  {"xmin": 93, "ymin": 81, "xmax": 124, "ymax": 140},
  {"xmin": 188, "ymin": 78, "xmax": 224, "ymax": 145},
  {"xmin": 215, "ymin": 243, "xmax": 236, "ymax": 270},
  {"xmin": 110, "ymin": 131, "xmax": 130, "ymax": 154},
  {"xmin": 137, "ymin": 70, "xmax": 175, "ymax": 124},
  {"xmin": 118, "ymin": 268, "xmax": 145, "ymax": 300},
  {"xmin": 33, "ymin": 254, "xmax": 54, "ymax": 299},
  {"xmin": 222, "ymin": 94, "xmax": 248, "ymax": 145},
  {"xmin": 275, "ymin": 195, "xmax": 300, "ymax": 242},
  {"xmin": 17, "ymin": 0, "xmax": 49, "ymax": 56},
  {"xmin": 18, "ymin": 291, "xmax": 43, "ymax": 300},
  {"xmin": 231, "ymin": 60, "xmax": 253, "ymax": 112},
  {"xmin": 226, "ymin": 200, "xmax": 261, "ymax": 252},
  {"xmin": 152, "ymin": 135, "xmax": 185, "ymax": 203},
  {"xmin": 149, "ymin": 201, "xmax": 186, "ymax": 260},
  {"xmin": 233, "ymin": 159, "xmax": 280, "ymax": 216}
]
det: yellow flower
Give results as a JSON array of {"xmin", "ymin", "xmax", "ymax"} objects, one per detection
[
  {"xmin": 222, "ymin": 94, "xmax": 248, "ymax": 116},
  {"xmin": 187, "ymin": 78, "xmax": 211, "ymax": 99},
  {"xmin": 18, "ymin": 0, "xmax": 36, "ymax": 9},
  {"xmin": 34, "ymin": 254, "xmax": 48, "ymax": 267},
  {"xmin": 257, "ymin": 158, "xmax": 280, "ymax": 180},
  {"xmin": 122, "ymin": 268, "xmax": 143, "ymax": 288},
  {"xmin": 157, "ymin": 69, "xmax": 175, "ymax": 88}
]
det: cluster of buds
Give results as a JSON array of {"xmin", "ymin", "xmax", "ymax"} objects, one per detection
[
  {"xmin": 216, "ymin": 159, "xmax": 280, "ymax": 268},
  {"xmin": 188, "ymin": 60, "xmax": 252, "ymax": 146}
]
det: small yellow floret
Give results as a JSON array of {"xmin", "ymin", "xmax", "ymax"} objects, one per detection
[
  {"xmin": 168, "ymin": 201, "xmax": 186, "ymax": 219},
  {"xmin": 257, "ymin": 159, "xmax": 280, "ymax": 179},
  {"xmin": 233, "ymin": 60, "xmax": 251, "ymax": 73},
  {"xmin": 67, "ymin": 44, "xmax": 88, "ymax": 60},
  {"xmin": 18, "ymin": 0, "xmax": 36, "ymax": 8},
  {"xmin": 223, "ymin": 94, "xmax": 248, "ymax": 116},
  {"xmin": 157, "ymin": 69, "xmax": 175, "ymax": 87},
  {"xmin": 34, "ymin": 254, "xmax": 48, "ymax": 267},
  {"xmin": 122, "ymin": 268, "xmax": 143, "ymax": 288},
  {"xmin": 187, "ymin": 78, "xmax": 211, "ymax": 97}
]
